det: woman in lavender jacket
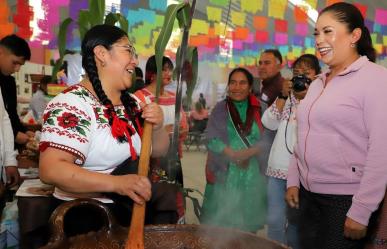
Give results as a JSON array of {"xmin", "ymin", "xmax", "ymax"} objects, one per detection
[{"xmin": 285, "ymin": 2, "xmax": 387, "ymax": 249}]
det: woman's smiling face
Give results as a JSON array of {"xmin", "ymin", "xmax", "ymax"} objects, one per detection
[
  {"xmin": 228, "ymin": 71, "xmax": 251, "ymax": 102},
  {"xmin": 314, "ymin": 12, "xmax": 355, "ymax": 67}
]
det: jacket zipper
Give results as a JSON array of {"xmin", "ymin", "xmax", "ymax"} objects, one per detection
[{"xmin": 303, "ymin": 86, "xmax": 326, "ymax": 191}]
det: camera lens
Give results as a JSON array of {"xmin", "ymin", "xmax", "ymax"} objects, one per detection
[{"xmin": 291, "ymin": 75, "xmax": 311, "ymax": 92}]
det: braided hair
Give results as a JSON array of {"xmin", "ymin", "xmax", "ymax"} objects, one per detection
[{"xmin": 81, "ymin": 24, "xmax": 141, "ymax": 143}]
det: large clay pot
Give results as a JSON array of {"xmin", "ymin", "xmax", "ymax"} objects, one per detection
[{"xmin": 41, "ymin": 199, "xmax": 288, "ymax": 249}]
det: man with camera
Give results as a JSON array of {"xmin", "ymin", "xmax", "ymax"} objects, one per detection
[{"xmin": 261, "ymin": 54, "xmax": 321, "ymax": 249}]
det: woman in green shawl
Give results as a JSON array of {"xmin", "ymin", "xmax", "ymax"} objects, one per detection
[{"xmin": 200, "ymin": 67, "xmax": 267, "ymax": 232}]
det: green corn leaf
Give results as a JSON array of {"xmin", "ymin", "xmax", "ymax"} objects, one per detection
[
  {"xmin": 154, "ymin": 2, "xmax": 187, "ymax": 101},
  {"xmin": 104, "ymin": 12, "xmax": 118, "ymax": 26},
  {"xmin": 51, "ymin": 17, "xmax": 73, "ymax": 81},
  {"xmin": 115, "ymin": 13, "xmax": 129, "ymax": 34},
  {"xmin": 186, "ymin": 46, "xmax": 198, "ymax": 104},
  {"xmin": 78, "ymin": 10, "xmax": 91, "ymax": 40},
  {"xmin": 88, "ymin": 0, "xmax": 105, "ymax": 27},
  {"xmin": 176, "ymin": 4, "xmax": 190, "ymax": 29}
]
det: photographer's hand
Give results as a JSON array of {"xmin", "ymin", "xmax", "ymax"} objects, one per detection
[
  {"xmin": 293, "ymin": 84, "xmax": 309, "ymax": 100},
  {"xmin": 275, "ymin": 80, "xmax": 292, "ymax": 113}
]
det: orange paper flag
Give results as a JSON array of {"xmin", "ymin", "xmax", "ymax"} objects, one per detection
[
  {"xmin": 253, "ymin": 16, "xmax": 268, "ymax": 30},
  {"xmin": 294, "ymin": 6, "xmax": 308, "ymax": 23},
  {"xmin": 234, "ymin": 27, "xmax": 249, "ymax": 40}
]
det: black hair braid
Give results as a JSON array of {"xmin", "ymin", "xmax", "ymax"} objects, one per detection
[
  {"xmin": 84, "ymin": 55, "xmax": 127, "ymax": 141},
  {"xmin": 120, "ymin": 90, "xmax": 143, "ymax": 133}
]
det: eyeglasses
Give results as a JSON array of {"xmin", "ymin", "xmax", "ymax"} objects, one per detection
[{"xmin": 113, "ymin": 44, "xmax": 138, "ymax": 60}]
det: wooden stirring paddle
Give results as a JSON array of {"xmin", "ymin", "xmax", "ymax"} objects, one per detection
[{"xmin": 125, "ymin": 122, "xmax": 153, "ymax": 249}]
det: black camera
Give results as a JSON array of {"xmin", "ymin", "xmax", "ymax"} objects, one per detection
[{"xmin": 291, "ymin": 75, "xmax": 312, "ymax": 92}]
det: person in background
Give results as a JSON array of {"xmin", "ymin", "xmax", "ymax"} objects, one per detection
[
  {"xmin": 56, "ymin": 61, "xmax": 68, "ymax": 85},
  {"xmin": 63, "ymin": 50, "xmax": 83, "ymax": 86},
  {"xmin": 262, "ymin": 54, "xmax": 321, "ymax": 248},
  {"xmin": 30, "ymin": 75, "xmax": 51, "ymax": 122},
  {"xmin": 256, "ymin": 49, "xmax": 286, "ymax": 186},
  {"xmin": 0, "ymin": 88, "xmax": 20, "ymax": 196},
  {"xmin": 189, "ymin": 101, "xmax": 208, "ymax": 133},
  {"xmin": 134, "ymin": 55, "xmax": 188, "ymax": 224},
  {"xmin": 286, "ymin": 3, "xmax": 387, "ymax": 249},
  {"xmin": 39, "ymin": 25, "xmax": 169, "ymax": 231},
  {"xmin": 0, "ymin": 34, "xmax": 34, "ymax": 146},
  {"xmin": 198, "ymin": 92, "xmax": 206, "ymax": 109},
  {"xmin": 128, "ymin": 66, "xmax": 145, "ymax": 93},
  {"xmin": 258, "ymin": 49, "xmax": 285, "ymax": 108},
  {"xmin": 200, "ymin": 67, "xmax": 267, "ymax": 233}
]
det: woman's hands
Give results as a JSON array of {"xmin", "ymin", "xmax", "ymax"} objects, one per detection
[
  {"xmin": 113, "ymin": 174, "xmax": 151, "ymax": 205},
  {"xmin": 139, "ymin": 102, "xmax": 163, "ymax": 131},
  {"xmin": 285, "ymin": 186, "xmax": 299, "ymax": 209},
  {"xmin": 344, "ymin": 217, "xmax": 367, "ymax": 240},
  {"xmin": 223, "ymin": 146, "xmax": 260, "ymax": 169}
]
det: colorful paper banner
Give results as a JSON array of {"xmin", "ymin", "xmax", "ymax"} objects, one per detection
[
  {"xmin": 294, "ymin": 6, "xmax": 308, "ymax": 23},
  {"xmin": 231, "ymin": 11, "xmax": 246, "ymax": 27},
  {"xmin": 253, "ymin": 16, "xmax": 268, "ymax": 30},
  {"xmin": 149, "ymin": 0, "xmax": 167, "ymax": 12},
  {"xmin": 240, "ymin": 0, "xmax": 263, "ymax": 14},
  {"xmin": 295, "ymin": 23, "xmax": 309, "ymax": 36},
  {"xmin": 274, "ymin": 33, "xmax": 288, "ymax": 45},
  {"xmin": 207, "ymin": 6, "xmax": 222, "ymax": 22},
  {"xmin": 375, "ymin": 8, "xmax": 387, "ymax": 25},
  {"xmin": 191, "ymin": 19, "xmax": 209, "ymax": 35},
  {"xmin": 275, "ymin": 19, "xmax": 288, "ymax": 32},
  {"xmin": 268, "ymin": 0, "xmax": 287, "ymax": 20},
  {"xmin": 234, "ymin": 27, "xmax": 249, "ymax": 40},
  {"xmin": 209, "ymin": 0, "xmax": 228, "ymax": 7},
  {"xmin": 255, "ymin": 31, "xmax": 269, "ymax": 43}
]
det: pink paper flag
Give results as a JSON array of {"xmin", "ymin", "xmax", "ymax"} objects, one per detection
[
  {"xmin": 295, "ymin": 23, "xmax": 308, "ymax": 36},
  {"xmin": 233, "ymin": 40, "xmax": 243, "ymax": 50},
  {"xmin": 375, "ymin": 9, "xmax": 387, "ymax": 25},
  {"xmin": 274, "ymin": 33, "xmax": 288, "ymax": 45}
]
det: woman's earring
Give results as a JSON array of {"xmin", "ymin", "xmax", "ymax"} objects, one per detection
[
  {"xmin": 101, "ymin": 61, "xmax": 106, "ymax": 67},
  {"xmin": 350, "ymin": 43, "xmax": 355, "ymax": 48}
]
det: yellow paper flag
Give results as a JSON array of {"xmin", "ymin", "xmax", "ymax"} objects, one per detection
[
  {"xmin": 240, "ymin": 0, "xmax": 263, "ymax": 14},
  {"xmin": 374, "ymin": 44, "xmax": 383, "ymax": 54},
  {"xmin": 191, "ymin": 19, "xmax": 209, "ymax": 35},
  {"xmin": 268, "ymin": 0, "xmax": 287, "ymax": 19},
  {"xmin": 383, "ymin": 36, "xmax": 387, "ymax": 46},
  {"xmin": 214, "ymin": 23, "xmax": 226, "ymax": 36},
  {"xmin": 231, "ymin": 11, "xmax": 246, "ymax": 27},
  {"xmin": 305, "ymin": 0, "xmax": 317, "ymax": 9},
  {"xmin": 304, "ymin": 47, "xmax": 316, "ymax": 55},
  {"xmin": 207, "ymin": 6, "xmax": 222, "ymax": 22}
]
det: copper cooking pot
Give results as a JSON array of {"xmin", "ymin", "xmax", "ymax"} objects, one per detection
[{"xmin": 41, "ymin": 199, "xmax": 288, "ymax": 249}]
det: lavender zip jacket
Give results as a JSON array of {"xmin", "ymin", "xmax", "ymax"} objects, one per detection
[{"xmin": 287, "ymin": 56, "xmax": 387, "ymax": 226}]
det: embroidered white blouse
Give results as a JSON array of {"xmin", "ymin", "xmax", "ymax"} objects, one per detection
[{"xmin": 40, "ymin": 84, "xmax": 141, "ymax": 201}]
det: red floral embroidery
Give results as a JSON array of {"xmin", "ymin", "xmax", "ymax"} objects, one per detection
[
  {"xmin": 62, "ymin": 85, "xmax": 78, "ymax": 94},
  {"xmin": 57, "ymin": 112, "xmax": 79, "ymax": 129},
  {"xmin": 43, "ymin": 111, "xmax": 51, "ymax": 123}
]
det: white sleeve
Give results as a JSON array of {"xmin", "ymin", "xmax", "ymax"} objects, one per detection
[
  {"xmin": 40, "ymin": 93, "xmax": 94, "ymax": 163},
  {"xmin": 1, "ymin": 100, "xmax": 17, "ymax": 167}
]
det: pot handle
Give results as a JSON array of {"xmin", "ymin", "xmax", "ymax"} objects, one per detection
[{"xmin": 47, "ymin": 198, "xmax": 116, "ymax": 244}]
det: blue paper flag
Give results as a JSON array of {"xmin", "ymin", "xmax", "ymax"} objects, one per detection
[{"xmin": 149, "ymin": 0, "xmax": 167, "ymax": 12}]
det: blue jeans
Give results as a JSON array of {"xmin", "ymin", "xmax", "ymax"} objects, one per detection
[{"xmin": 267, "ymin": 176, "xmax": 300, "ymax": 249}]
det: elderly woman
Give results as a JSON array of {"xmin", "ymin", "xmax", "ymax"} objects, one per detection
[{"xmin": 200, "ymin": 67, "xmax": 267, "ymax": 232}]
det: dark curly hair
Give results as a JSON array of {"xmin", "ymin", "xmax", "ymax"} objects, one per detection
[{"xmin": 81, "ymin": 24, "xmax": 141, "ymax": 142}]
